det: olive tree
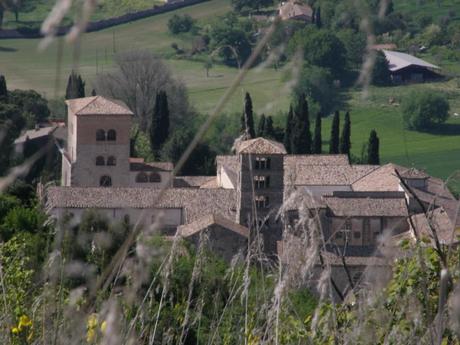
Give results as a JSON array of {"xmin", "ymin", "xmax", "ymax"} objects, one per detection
[{"xmin": 402, "ymin": 91, "xmax": 450, "ymax": 130}]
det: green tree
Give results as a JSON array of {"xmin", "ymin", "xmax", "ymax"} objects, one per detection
[
  {"xmin": 257, "ymin": 114, "xmax": 266, "ymax": 137},
  {"xmin": 315, "ymin": 6, "xmax": 322, "ymax": 28},
  {"xmin": 241, "ymin": 92, "xmax": 256, "ymax": 139},
  {"xmin": 329, "ymin": 111, "xmax": 340, "ymax": 154},
  {"xmin": 149, "ymin": 91, "xmax": 170, "ymax": 159},
  {"xmin": 65, "ymin": 71, "xmax": 85, "ymax": 100},
  {"xmin": 284, "ymin": 105, "xmax": 294, "ymax": 153},
  {"xmin": 0, "ymin": 74, "xmax": 7, "ymax": 100},
  {"xmin": 168, "ymin": 14, "xmax": 195, "ymax": 34},
  {"xmin": 231, "ymin": 0, "xmax": 273, "ymax": 13},
  {"xmin": 402, "ymin": 91, "xmax": 450, "ymax": 130},
  {"xmin": 264, "ymin": 116, "xmax": 276, "ymax": 139},
  {"xmin": 288, "ymin": 27, "xmax": 347, "ymax": 79},
  {"xmin": 8, "ymin": 89, "xmax": 50, "ymax": 126},
  {"xmin": 337, "ymin": 29, "xmax": 367, "ymax": 69},
  {"xmin": 0, "ymin": 194, "xmax": 21, "ymax": 223},
  {"xmin": 372, "ymin": 50, "xmax": 392, "ymax": 86},
  {"xmin": 313, "ymin": 112, "xmax": 322, "ymax": 154},
  {"xmin": 291, "ymin": 94, "xmax": 311, "ymax": 154},
  {"xmin": 0, "ymin": 103, "xmax": 25, "ymax": 175},
  {"xmin": 0, "ymin": 207, "xmax": 47, "ymax": 242},
  {"xmin": 339, "ymin": 111, "xmax": 351, "ymax": 155},
  {"xmin": 367, "ymin": 129, "xmax": 380, "ymax": 164}
]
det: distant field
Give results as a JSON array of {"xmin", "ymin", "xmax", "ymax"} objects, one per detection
[
  {"xmin": 394, "ymin": 0, "xmax": 460, "ymax": 21},
  {"xmin": 0, "ymin": 0, "xmax": 459, "ymax": 186}
]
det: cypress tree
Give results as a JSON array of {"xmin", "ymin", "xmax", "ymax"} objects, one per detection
[
  {"xmin": 241, "ymin": 92, "xmax": 256, "ymax": 139},
  {"xmin": 367, "ymin": 129, "xmax": 380, "ymax": 165},
  {"xmin": 315, "ymin": 6, "xmax": 322, "ymax": 28},
  {"xmin": 340, "ymin": 111, "xmax": 351, "ymax": 155},
  {"xmin": 284, "ymin": 105, "xmax": 294, "ymax": 153},
  {"xmin": 313, "ymin": 112, "xmax": 322, "ymax": 154},
  {"xmin": 291, "ymin": 93, "xmax": 311, "ymax": 154},
  {"xmin": 0, "ymin": 75, "xmax": 7, "ymax": 100},
  {"xmin": 265, "ymin": 116, "xmax": 276, "ymax": 139},
  {"xmin": 257, "ymin": 114, "xmax": 266, "ymax": 137},
  {"xmin": 65, "ymin": 71, "xmax": 86, "ymax": 99},
  {"xmin": 150, "ymin": 91, "xmax": 170, "ymax": 159},
  {"xmin": 91, "ymin": 89, "xmax": 97, "ymax": 96},
  {"xmin": 329, "ymin": 111, "xmax": 340, "ymax": 154}
]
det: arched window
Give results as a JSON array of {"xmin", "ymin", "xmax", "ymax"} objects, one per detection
[
  {"xmin": 149, "ymin": 172, "xmax": 161, "ymax": 183},
  {"xmin": 107, "ymin": 129, "xmax": 117, "ymax": 141},
  {"xmin": 136, "ymin": 172, "xmax": 148, "ymax": 183},
  {"xmin": 107, "ymin": 156, "xmax": 116, "ymax": 166},
  {"xmin": 96, "ymin": 156, "xmax": 105, "ymax": 166},
  {"xmin": 96, "ymin": 129, "xmax": 106, "ymax": 141},
  {"xmin": 100, "ymin": 175, "xmax": 112, "ymax": 187}
]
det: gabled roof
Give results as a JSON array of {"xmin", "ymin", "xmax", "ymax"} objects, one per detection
[
  {"xmin": 382, "ymin": 50, "xmax": 440, "ymax": 72},
  {"xmin": 410, "ymin": 208, "xmax": 460, "ymax": 245},
  {"xmin": 235, "ymin": 137, "xmax": 287, "ymax": 155},
  {"xmin": 14, "ymin": 126, "xmax": 57, "ymax": 144},
  {"xmin": 279, "ymin": 1, "xmax": 313, "ymax": 21},
  {"xmin": 66, "ymin": 96, "xmax": 134, "ymax": 116},
  {"xmin": 178, "ymin": 213, "xmax": 249, "ymax": 238}
]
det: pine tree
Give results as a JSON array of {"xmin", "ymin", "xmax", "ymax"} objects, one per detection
[
  {"xmin": 150, "ymin": 91, "xmax": 170, "ymax": 159},
  {"xmin": 257, "ymin": 114, "xmax": 266, "ymax": 137},
  {"xmin": 284, "ymin": 105, "xmax": 294, "ymax": 153},
  {"xmin": 315, "ymin": 6, "xmax": 322, "ymax": 28},
  {"xmin": 241, "ymin": 92, "xmax": 256, "ymax": 139},
  {"xmin": 340, "ymin": 111, "xmax": 351, "ymax": 155},
  {"xmin": 65, "ymin": 71, "xmax": 86, "ymax": 99},
  {"xmin": 367, "ymin": 129, "xmax": 380, "ymax": 165},
  {"xmin": 329, "ymin": 111, "xmax": 340, "ymax": 154},
  {"xmin": 291, "ymin": 93, "xmax": 311, "ymax": 154},
  {"xmin": 0, "ymin": 75, "xmax": 7, "ymax": 100},
  {"xmin": 313, "ymin": 112, "xmax": 322, "ymax": 154},
  {"xmin": 265, "ymin": 116, "xmax": 276, "ymax": 139}
]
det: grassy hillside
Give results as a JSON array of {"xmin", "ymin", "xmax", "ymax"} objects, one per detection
[{"xmin": 0, "ymin": 0, "xmax": 459, "ymax": 188}]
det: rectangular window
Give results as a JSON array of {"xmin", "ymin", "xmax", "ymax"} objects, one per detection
[
  {"xmin": 254, "ymin": 176, "xmax": 271, "ymax": 189},
  {"xmin": 353, "ymin": 231, "xmax": 361, "ymax": 239},
  {"xmin": 255, "ymin": 195, "xmax": 270, "ymax": 209},
  {"xmin": 255, "ymin": 157, "xmax": 271, "ymax": 170}
]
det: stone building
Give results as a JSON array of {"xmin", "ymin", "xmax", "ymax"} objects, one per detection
[{"xmin": 45, "ymin": 96, "xmax": 460, "ymax": 296}]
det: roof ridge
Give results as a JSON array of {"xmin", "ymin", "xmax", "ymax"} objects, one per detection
[{"xmin": 75, "ymin": 96, "xmax": 99, "ymax": 114}]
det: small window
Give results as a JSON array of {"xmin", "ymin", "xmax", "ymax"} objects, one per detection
[
  {"xmin": 255, "ymin": 195, "xmax": 269, "ymax": 209},
  {"xmin": 353, "ymin": 231, "xmax": 361, "ymax": 239},
  {"xmin": 107, "ymin": 129, "xmax": 117, "ymax": 141},
  {"xmin": 100, "ymin": 175, "xmax": 112, "ymax": 187},
  {"xmin": 136, "ymin": 172, "xmax": 148, "ymax": 183},
  {"xmin": 96, "ymin": 156, "xmax": 105, "ymax": 166},
  {"xmin": 96, "ymin": 129, "xmax": 106, "ymax": 141},
  {"xmin": 255, "ymin": 157, "xmax": 271, "ymax": 170},
  {"xmin": 107, "ymin": 156, "xmax": 116, "ymax": 166},
  {"xmin": 149, "ymin": 172, "xmax": 161, "ymax": 183}
]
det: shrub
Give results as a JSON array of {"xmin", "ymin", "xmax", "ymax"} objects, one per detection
[
  {"xmin": 167, "ymin": 14, "xmax": 195, "ymax": 35},
  {"xmin": 402, "ymin": 91, "xmax": 450, "ymax": 130}
]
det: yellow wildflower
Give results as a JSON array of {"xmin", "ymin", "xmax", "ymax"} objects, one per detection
[
  {"xmin": 87, "ymin": 313, "xmax": 98, "ymax": 329},
  {"xmin": 11, "ymin": 327, "xmax": 19, "ymax": 335},
  {"xmin": 100, "ymin": 320, "xmax": 107, "ymax": 333},
  {"xmin": 18, "ymin": 315, "xmax": 32, "ymax": 331},
  {"xmin": 86, "ymin": 328, "xmax": 96, "ymax": 343}
]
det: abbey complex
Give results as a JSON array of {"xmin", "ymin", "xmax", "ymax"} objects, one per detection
[{"xmin": 43, "ymin": 96, "xmax": 459, "ymax": 296}]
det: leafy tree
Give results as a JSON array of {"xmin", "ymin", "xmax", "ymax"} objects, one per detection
[
  {"xmin": 294, "ymin": 65, "xmax": 338, "ymax": 115},
  {"xmin": 372, "ymin": 51, "xmax": 392, "ymax": 86},
  {"xmin": 367, "ymin": 129, "xmax": 380, "ymax": 164},
  {"xmin": 149, "ymin": 91, "xmax": 170, "ymax": 159},
  {"xmin": 241, "ymin": 92, "xmax": 256, "ymax": 139},
  {"xmin": 0, "ymin": 103, "xmax": 25, "ymax": 175},
  {"xmin": 231, "ymin": 0, "xmax": 273, "ymax": 13},
  {"xmin": 65, "ymin": 71, "xmax": 85, "ymax": 99},
  {"xmin": 402, "ymin": 91, "xmax": 450, "ymax": 130},
  {"xmin": 291, "ymin": 94, "xmax": 311, "ymax": 154},
  {"xmin": 257, "ymin": 114, "xmax": 266, "ymax": 137},
  {"xmin": 313, "ymin": 112, "xmax": 322, "ymax": 154},
  {"xmin": 264, "ymin": 116, "xmax": 276, "ymax": 139},
  {"xmin": 337, "ymin": 29, "xmax": 367, "ymax": 69},
  {"xmin": 0, "ymin": 74, "xmax": 7, "ymax": 100},
  {"xmin": 288, "ymin": 27, "xmax": 347, "ymax": 78},
  {"xmin": 329, "ymin": 111, "xmax": 340, "ymax": 154},
  {"xmin": 8, "ymin": 89, "xmax": 50, "ymax": 126},
  {"xmin": 283, "ymin": 105, "xmax": 294, "ymax": 153},
  {"xmin": 0, "ymin": 194, "xmax": 21, "ymax": 223},
  {"xmin": 168, "ymin": 14, "xmax": 195, "ymax": 34},
  {"xmin": 339, "ymin": 111, "xmax": 351, "ymax": 155},
  {"xmin": 0, "ymin": 207, "xmax": 47, "ymax": 242},
  {"xmin": 315, "ymin": 6, "xmax": 322, "ymax": 28}
]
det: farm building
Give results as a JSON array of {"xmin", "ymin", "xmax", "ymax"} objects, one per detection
[{"xmin": 382, "ymin": 50, "xmax": 442, "ymax": 83}]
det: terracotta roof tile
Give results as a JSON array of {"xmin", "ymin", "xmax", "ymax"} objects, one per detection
[
  {"xmin": 235, "ymin": 137, "xmax": 287, "ymax": 155},
  {"xmin": 178, "ymin": 213, "xmax": 249, "ymax": 238},
  {"xmin": 66, "ymin": 96, "xmax": 133, "ymax": 116},
  {"xmin": 411, "ymin": 208, "xmax": 460, "ymax": 245}
]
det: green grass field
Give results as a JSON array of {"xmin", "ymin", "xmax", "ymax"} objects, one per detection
[{"xmin": 0, "ymin": 0, "xmax": 459, "ymax": 187}]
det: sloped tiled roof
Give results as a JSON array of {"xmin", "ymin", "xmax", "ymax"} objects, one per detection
[
  {"xmin": 129, "ymin": 158, "xmax": 173, "ymax": 172},
  {"xmin": 46, "ymin": 187, "xmax": 237, "ymax": 223},
  {"xmin": 235, "ymin": 137, "xmax": 287, "ymax": 155},
  {"xmin": 178, "ymin": 213, "xmax": 249, "ymax": 238},
  {"xmin": 383, "ymin": 50, "xmax": 440, "ymax": 72},
  {"xmin": 410, "ymin": 208, "xmax": 460, "ymax": 245},
  {"xmin": 216, "ymin": 155, "xmax": 239, "ymax": 172},
  {"xmin": 14, "ymin": 126, "xmax": 57, "ymax": 144},
  {"xmin": 279, "ymin": 1, "xmax": 313, "ymax": 21},
  {"xmin": 66, "ymin": 96, "xmax": 133, "ymax": 116},
  {"xmin": 352, "ymin": 163, "xmax": 402, "ymax": 191},
  {"xmin": 323, "ymin": 193, "xmax": 408, "ymax": 217},
  {"xmin": 173, "ymin": 176, "xmax": 216, "ymax": 188}
]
